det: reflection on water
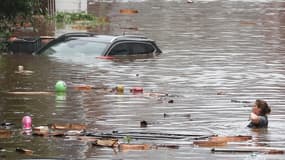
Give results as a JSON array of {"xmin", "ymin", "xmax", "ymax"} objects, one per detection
[{"xmin": 1, "ymin": 0, "xmax": 285, "ymax": 159}]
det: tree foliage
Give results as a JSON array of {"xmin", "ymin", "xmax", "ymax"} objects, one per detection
[
  {"xmin": 0, "ymin": 0, "xmax": 44, "ymax": 21},
  {"xmin": 0, "ymin": 0, "xmax": 46, "ymax": 52}
]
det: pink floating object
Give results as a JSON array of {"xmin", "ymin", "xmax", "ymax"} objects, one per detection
[{"xmin": 22, "ymin": 116, "xmax": 32, "ymax": 130}]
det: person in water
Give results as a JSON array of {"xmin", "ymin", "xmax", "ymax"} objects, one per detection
[{"xmin": 247, "ymin": 99, "xmax": 271, "ymax": 128}]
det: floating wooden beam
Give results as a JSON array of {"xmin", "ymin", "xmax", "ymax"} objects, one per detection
[
  {"xmin": 119, "ymin": 144, "xmax": 151, "ymax": 151},
  {"xmin": 49, "ymin": 123, "xmax": 86, "ymax": 130},
  {"xmin": 193, "ymin": 140, "xmax": 227, "ymax": 147},
  {"xmin": 6, "ymin": 91, "xmax": 53, "ymax": 95},
  {"xmin": 210, "ymin": 135, "xmax": 252, "ymax": 142}
]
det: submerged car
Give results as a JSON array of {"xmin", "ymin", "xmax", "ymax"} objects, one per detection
[{"xmin": 34, "ymin": 32, "xmax": 162, "ymax": 60}]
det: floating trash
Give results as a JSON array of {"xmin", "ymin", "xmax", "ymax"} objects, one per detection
[
  {"xmin": 14, "ymin": 65, "xmax": 34, "ymax": 75},
  {"xmin": 116, "ymin": 85, "xmax": 124, "ymax": 93},
  {"xmin": 15, "ymin": 148, "xmax": 33, "ymax": 155},
  {"xmin": 120, "ymin": 9, "xmax": 138, "ymax": 14},
  {"xmin": 22, "ymin": 116, "xmax": 32, "ymax": 130},
  {"xmin": 55, "ymin": 80, "xmax": 67, "ymax": 92},
  {"xmin": 93, "ymin": 139, "xmax": 119, "ymax": 147},
  {"xmin": 130, "ymin": 87, "xmax": 143, "ymax": 94}
]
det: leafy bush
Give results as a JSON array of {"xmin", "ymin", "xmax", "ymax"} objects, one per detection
[
  {"xmin": 0, "ymin": 0, "xmax": 46, "ymax": 52},
  {"xmin": 55, "ymin": 12, "xmax": 97, "ymax": 24}
]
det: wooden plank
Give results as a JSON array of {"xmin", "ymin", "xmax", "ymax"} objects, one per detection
[
  {"xmin": 210, "ymin": 135, "xmax": 252, "ymax": 142},
  {"xmin": 7, "ymin": 91, "xmax": 53, "ymax": 95}
]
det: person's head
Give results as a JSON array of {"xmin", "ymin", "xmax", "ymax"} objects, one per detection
[{"xmin": 252, "ymin": 99, "xmax": 271, "ymax": 116}]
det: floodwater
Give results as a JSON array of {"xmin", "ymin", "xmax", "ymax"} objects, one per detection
[{"xmin": 1, "ymin": 0, "xmax": 285, "ymax": 159}]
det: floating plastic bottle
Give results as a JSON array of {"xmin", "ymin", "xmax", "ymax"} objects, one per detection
[{"xmin": 22, "ymin": 116, "xmax": 32, "ymax": 134}]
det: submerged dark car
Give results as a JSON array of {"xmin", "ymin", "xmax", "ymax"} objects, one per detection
[{"xmin": 34, "ymin": 32, "xmax": 162, "ymax": 60}]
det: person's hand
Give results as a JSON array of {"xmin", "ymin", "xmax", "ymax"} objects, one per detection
[{"xmin": 250, "ymin": 112, "xmax": 259, "ymax": 123}]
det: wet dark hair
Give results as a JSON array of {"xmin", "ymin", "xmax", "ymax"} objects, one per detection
[{"xmin": 255, "ymin": 99, "xmax": 271, "ymax": 116}]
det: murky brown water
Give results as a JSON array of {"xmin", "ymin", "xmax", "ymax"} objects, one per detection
[{"xmin": 1, "ymin": 0, "xmax": 285, "ymax": 159}]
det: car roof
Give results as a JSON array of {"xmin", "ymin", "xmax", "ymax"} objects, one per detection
[{"xmin": 60, "ymin": 32, "xmax": 155, "ymax": 43}]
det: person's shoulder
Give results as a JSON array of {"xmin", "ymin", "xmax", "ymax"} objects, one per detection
[
  {"xmin": 259, "ymin": 115, "xmax": 267, "ymax": 121},
  {"xmin": 258, "ymin": 115, "xmax": 268, "ymax": 127}
]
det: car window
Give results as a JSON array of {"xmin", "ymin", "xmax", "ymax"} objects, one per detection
[
  {"xmin": 108, "ymin": 42, "xmax": 155, "ymax": 56},
  {"xmin": 39, "ymin": 39, "xmax": 108, "ymax": 56},
  {"xmin": 131, "ymin": 43, "xmax": 155, "ymax": 55},
  {"xmin": 108, "ymin": 43, "xmax": 130, "ymax": 56}
]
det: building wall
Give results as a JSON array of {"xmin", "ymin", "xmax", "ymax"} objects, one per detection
[{"xmin": 56, "ymin": 0, "xmax": 87, "ymax": 13}]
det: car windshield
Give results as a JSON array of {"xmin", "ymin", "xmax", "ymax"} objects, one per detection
[{"xmin": 39, "ymin": 38, "xmax": 108, "ymax": 57}]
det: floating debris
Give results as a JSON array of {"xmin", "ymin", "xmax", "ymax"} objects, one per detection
[
  {"xmin": 116, "ymin": 85, "xmax": 124, "ymax": 93},
  {"xmin": 130, "ymin": 87, "xmax": 143, "ymax": 94},
  {"xmin": 77, "ymin": 136, "xmax": 98, "ymax": 142},
  {"xmin": 193, "ymin": 140, "xmax": 227, "ymax": 147},
  {"xmin": 33, "ymin": 130, "xmax": 65, "ymax": 137},
  {"xmin": 73, "ymin": 84, "xmax": 94, "ymax": 91},
  {"xmin": 118, "ymin": 143, "xmax": 179, "ymax": 151},
  {"xmin": 0, "ymin": 129, "xmax": 12, "ymax": 138},
  {"xmin": 210, "ymin": 135, "xmax": 252, "ymax": 142},
  {"xmin": 156, "ymin": 144, "xmax": 179, "ymax": 149},
  {"xmin": 1, "ymin": 122, "xmax": 14, "ymax": 128},
  {"xmin": 194, "ymin": 135, "xmax": 252, "ymax": 147},
  {"xmin": 14, "ymin": 65, "xmax": 34, "ymax": 75},
  {"xmin": 55, "ymin": 80, "xmax": 67, "ymax": 92},
  {"xmin": 22, "ymin": 116, "xmax": 32, "ymax": 130},
  {"xmin": 49, "ymin": 123, "xmax": 86, "ymax": 131},
  {"xmin": 92, "ymin": 138, "xmax": 119, "ymax": 147},
  {"xmin": 6, "ymin": 91, "xmax": 53, "ymax": 95},
  {"xmin": 211, "ymin": 148, "xmax": 284, "ymax": 154},
  {"xmin": 231, "ymin": 99, "xmax": 251, "ymax": 104},
  {"xmin": 140, "ymin": 120, "xmax": 148, "ymax": 128},
  {"xmin": 168, "ymin": 99, "xmax": 174, "ymax": 103},
  {"xmin": 15, "ymin": 148, "xmax": 33, "ymax": 155},
  {"xmin": 216, "ymin": 91, "xmax": 226, "ymax": 95},
  {"xmin": 120, "ymin": 9, "xmax": 139, "ymax": 14},
  {"xmin": 119, "ymin": 143, "xmax": 151, "ymax": 151}
]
